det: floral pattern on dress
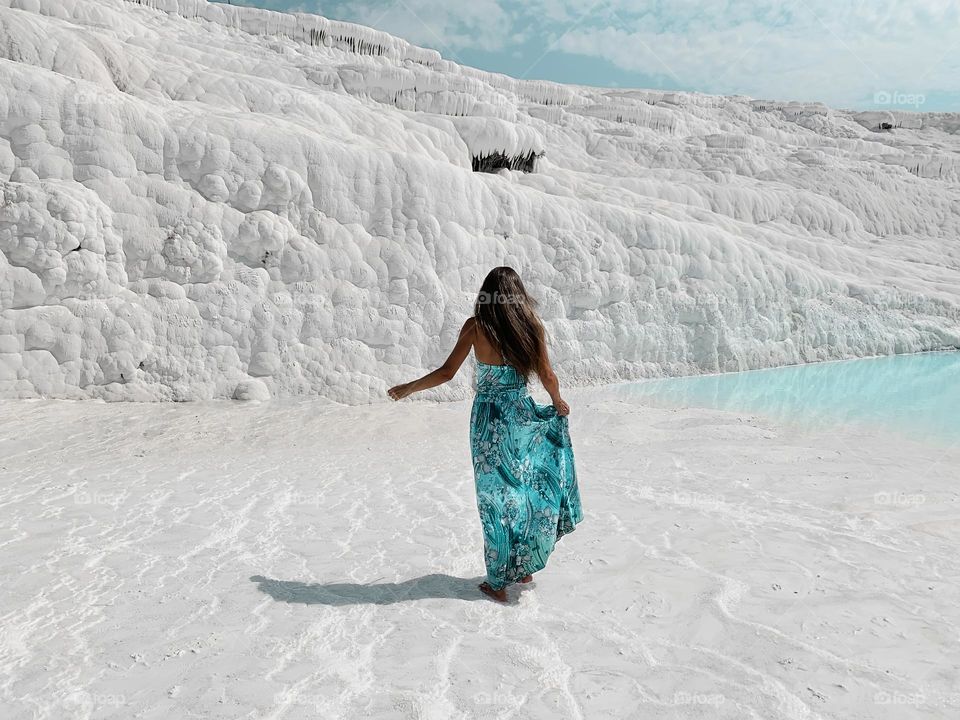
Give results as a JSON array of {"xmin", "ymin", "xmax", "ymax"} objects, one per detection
[{"xmin": 470, "ymin": 361, "xmax": 584, "ymax": 590}]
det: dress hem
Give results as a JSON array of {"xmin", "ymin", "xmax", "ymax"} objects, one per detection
[{"xmin": 485, "ymin": 520, "xmax": 581, "ymax": 591}]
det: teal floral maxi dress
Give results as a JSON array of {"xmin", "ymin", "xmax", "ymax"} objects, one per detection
[{"xmin": 470, "ymin": 360, "xmax": 583, "ymax": 590}]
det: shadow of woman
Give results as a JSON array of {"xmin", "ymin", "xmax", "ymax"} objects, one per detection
[{"xmin": 250, "ymin": 573, "xmax": 487, "ymax": 605}]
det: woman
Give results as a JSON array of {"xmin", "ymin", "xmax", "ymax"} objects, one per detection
[{"xmin": 388, "ymin": 267, "xmax": 583, "ymax": 602}]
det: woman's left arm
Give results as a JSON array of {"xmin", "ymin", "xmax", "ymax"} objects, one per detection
[{"xmin": 388, "ymin": 318, "xmax": 475, "ymax": 400}]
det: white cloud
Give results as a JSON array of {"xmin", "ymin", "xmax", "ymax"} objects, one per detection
[
  {"xmin": 553, "ymin": 0, "xmax": 960, "ymax": 106},
  {"xmin": 283, "ymin": 0, "xmax": 960, "ymax": 108},
  {"xmin": 333, "ymin": 0, "xmax": 518, "ymax": 56}
]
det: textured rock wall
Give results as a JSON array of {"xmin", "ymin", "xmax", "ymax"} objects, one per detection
[{"xmin": 0, "ymin": 0, "xmax": 958, "ymax": 401}]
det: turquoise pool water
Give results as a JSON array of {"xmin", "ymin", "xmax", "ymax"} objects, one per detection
[{"xmin": 610, "ymin": 351, "xmax": 960, "ymax": 443}]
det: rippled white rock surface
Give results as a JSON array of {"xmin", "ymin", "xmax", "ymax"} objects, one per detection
[
  {"xmin": 0, "ymin": 0, "xmax": 959, "ymax": 402},
  {"xmin": 1, "ymin": 394, "xmax": 958, "ymax": 718}
]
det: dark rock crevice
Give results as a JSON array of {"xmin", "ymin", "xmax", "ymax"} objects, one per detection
[{"xmin": 471, "ymin": 150, "xmax": 542, "ymax": 173}]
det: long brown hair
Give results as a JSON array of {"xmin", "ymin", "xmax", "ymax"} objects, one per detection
[{"xmin": 473, "ymin": 267, "xmax": 546, "ymax": 380}]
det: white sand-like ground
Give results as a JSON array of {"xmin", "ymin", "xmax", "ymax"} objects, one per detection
[{"xmin": 1, "ymin": 389, "xmax": 959, "ymax": 719}]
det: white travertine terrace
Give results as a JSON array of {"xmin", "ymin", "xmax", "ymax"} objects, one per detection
[{"xmin": 0, "ymin": 0, "xmax": 958, "ymax": 401}]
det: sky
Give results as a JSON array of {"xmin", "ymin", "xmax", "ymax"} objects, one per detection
[{"xmin": 217, "ymin": 1, "xmax": 960, "ymax": 112}]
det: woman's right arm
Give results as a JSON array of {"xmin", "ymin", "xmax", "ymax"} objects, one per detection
[{"xmin": 537, "ymin": 346, "xmax": 570, "ymax": 416}]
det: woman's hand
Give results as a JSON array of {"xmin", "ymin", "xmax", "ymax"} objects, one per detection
[
  {"xmin": 553, "ymin": 398, "xmax": 570, "ymax": 417},
  {"xmin": 388, "ymin": 382, "xmax": 414, "ymax": 401}
]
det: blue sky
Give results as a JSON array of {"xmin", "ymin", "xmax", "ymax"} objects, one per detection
[{"xmin": 218, "ymin": 1, "xmax": 960, "ymax": 111}]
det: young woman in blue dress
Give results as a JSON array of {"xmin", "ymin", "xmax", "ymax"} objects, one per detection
[{"xmin": 388, "ymin": 267, "xmax": 583, "ymax": 602}]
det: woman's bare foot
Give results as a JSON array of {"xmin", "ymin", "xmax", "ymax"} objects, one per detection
[
  {"xmin": 519, "ymin": 574, "xmax": 534, "ymax": 584},
  {"xmin": 479, "ymin": 582, "xmax": 508, "ymax": 602}
]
